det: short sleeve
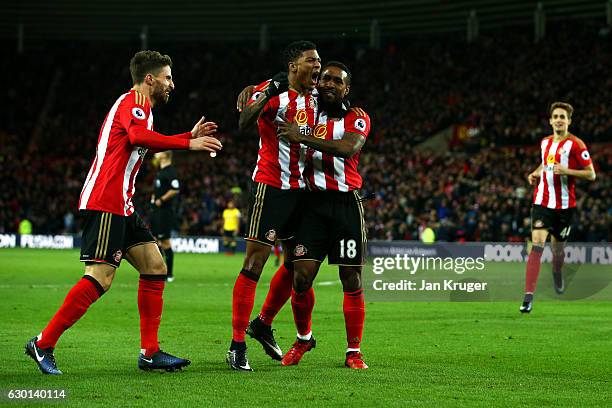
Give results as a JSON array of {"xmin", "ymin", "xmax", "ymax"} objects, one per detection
[
  {"xmin": 344, "ymin": 108, "xmax": 371, "ymax": 138},
  {"xmin": 119, "ymin": 91, "xmax": 150, "ymax": 131},
  {"xmin": 573, "ymin": 140, "xmax": 592, "ymax": 168}
]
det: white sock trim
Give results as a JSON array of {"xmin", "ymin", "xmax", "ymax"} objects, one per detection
[
  {"xmin": 297, "ymin": 331, "xmax": 312, "ymax": 341},
  {"xmin": 347, "ymin": 348, "xmax": 361, "ymax": 353}
]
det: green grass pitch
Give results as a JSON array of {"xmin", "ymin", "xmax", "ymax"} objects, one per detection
[{"xmin": 1, "ymin": 248, "xmax": 611, "ymax": 407}]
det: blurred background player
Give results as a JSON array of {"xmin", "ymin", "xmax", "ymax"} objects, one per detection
[
  {"xmin": 222, "ymin": 200, "xmax": 241, "ymax": 255},
  {"xmin": 276, "ymin": 61, "xmax": 371, "ymax": 369},
  {"xmin": 272, "ymin": 242, "xmax": 282, "ymax": 266},
  {"xmin": 24, "ymin": 50, "xmax": 222, "ymax": 375},
  {"xmin": 226, "ymin": 40, "xmax": 321, "ymax": 371},
  {"xmin": 520, "ymin": 102, "xmax": 596, "ymax": 313},
  {"xmin": 151, "ymin": 151, "xmax": 180, "ymax": 282}
]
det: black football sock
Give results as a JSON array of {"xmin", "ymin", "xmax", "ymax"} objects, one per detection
[{"xmin": 165, "ymin": 248, "xmax": 174, "ymax": 277}]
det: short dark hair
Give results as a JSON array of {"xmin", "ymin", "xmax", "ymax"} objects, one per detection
[
  {"xmin": 322, "ymin": 61, "xmax": 352, "ymax": 85},
  {"xmin": 129, "ymin": 50, "xmax": 172, "ymax": 85},
  {"xmin": 549, "ymin": 101, "xmax": 574, "ymax": 119},
  {"xmin": 281, "ymin": 40, "xmax": 317, "ymax": 67}
]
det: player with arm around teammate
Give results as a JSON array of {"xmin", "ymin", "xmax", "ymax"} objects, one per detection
[{"xmin": 250, "ymin": 62, "xmax": 370, "ymax": 369}]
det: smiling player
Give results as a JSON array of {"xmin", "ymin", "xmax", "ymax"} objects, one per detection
[{"xmin": 520, "ymin": 102, "xmax": 596, "ymax": 313}]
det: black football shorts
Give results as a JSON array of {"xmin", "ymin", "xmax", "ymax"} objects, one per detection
[
  {"xmin": 531, "ymin": 204, "xmax": 576, "ymax": 241},
  {"xmin": 292, "ymin": 190, "xmax": 367, "ymax": 266},
  {"xmin": 79, "ymin": 210, "xmax": 155, "ymax": 268},
  {"xmin": 245, "ymin": 182, "xmax": 303, "ymax": 246}
]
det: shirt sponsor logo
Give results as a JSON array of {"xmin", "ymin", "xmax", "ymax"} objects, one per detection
[
  {"xmin": 314, "ymin": 124, "xmax": 327, "ymax": 139},
  {"xmin": 295, "ymin": 110, "xmax": 308, "ymax": 126}
]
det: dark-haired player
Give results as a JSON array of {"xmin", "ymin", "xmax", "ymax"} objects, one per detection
[
  {"xmin": 245, "ymin": 62, "xmax": 370, "ymax": 369},
  {"xmin": 520, "ymin": 102, "xmax": 596, "ymax": 313},
  {"xmin": 277, "ymin": 62, "xmax": 370, "ymax": 369},
  {"xmin": 226, "ymin": 40, "xmax": 321, "ymax": 371},
  {"xmin": 25, "ymin": 50, "xmax": 222, "ymax": 375}
]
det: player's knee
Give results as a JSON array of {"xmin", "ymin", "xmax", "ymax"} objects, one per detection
[
  {"xmin": 86, "ymin": 270, "xmax": 115, "ymax": 291},
  {"xmin": 340, "ymin": 267, "xmax": 362, "ymax": 292},
  {"xmin": 293, "ymin": 269, "xmax": 313, "ymax": 292},
  {"xmin": 243, "ymin": 249, "xmax": 269, "ymax": 275},
  {"xmin": 340, "ymin": 273, "xmax": 362, "ymax": 292}
]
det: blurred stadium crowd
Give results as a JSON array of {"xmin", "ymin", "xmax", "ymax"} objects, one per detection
[{"xmin": 1, "ymin": 21, "xmax": 610, "ymax": 241}]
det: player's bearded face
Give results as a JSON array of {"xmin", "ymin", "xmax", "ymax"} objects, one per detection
[
  {"xmin": 150, "ymin": 66, "xmax": 174, "ymax": 105},
  {"xmin": 317, "ymin": 67, "xmax": 349, "ymax": 109}
]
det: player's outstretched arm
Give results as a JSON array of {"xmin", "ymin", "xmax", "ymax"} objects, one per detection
[
  {"xmin": 128, "ymin": 125, "xmax": 222, "ymax": 153},
  {"xmin": 277, "ymin": 121, "xmax": 364, "ymax": 158},
  {"xmin": 191, "ymin": 116, "xmax": 218, "ymax": 138},
  {"xmin": 188, "ymin": 136, "xmax": 223, "ymax": 152}
]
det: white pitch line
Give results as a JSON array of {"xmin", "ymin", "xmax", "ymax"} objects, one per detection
[{"xmin": 316, "ymin": 280, "xmax": 340, "ymax": 286}]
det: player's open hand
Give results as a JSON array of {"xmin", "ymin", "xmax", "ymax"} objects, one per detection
[
  {"xmin": 527, "ymin": 171, "xmax": 539, "ymax": 185},
  {"xmin": 191, "ymin": 116, "xmax": 218, "ymax": 138},
  {"xmin": 188, "ymin": 136, "xmax": 223, "ymax": 153},
  {"xmin": 236, "ymin": 85, "xmax": 255, "ymax": 112},
  {"xmin": 553, "ymin": 164, "xmax": 568, "ymax": 175},
  {"xmin": 277, "ymin": 121, "xmax": 303, "ymax": 143}
]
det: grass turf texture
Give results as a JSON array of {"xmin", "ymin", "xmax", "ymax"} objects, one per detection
[{"xmin": 1, "ymin": 248, "xmax": 610, "ymax": 407}]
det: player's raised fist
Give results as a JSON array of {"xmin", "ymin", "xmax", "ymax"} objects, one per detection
[{"xmin": 264, "ymin": 72, "xmax": 289, "ymax": 98}]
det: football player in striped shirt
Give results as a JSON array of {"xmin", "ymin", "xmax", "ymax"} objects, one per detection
[
  {"xmin": 520, "ymin": 102, "xmax": 596, "ymax": 313},
  {"xmin": 227, "ymin": 40, "xmax": 321, "ymax": 371},
  {"xmin": 276, "ymin": 61, "xmax": 370, "ymax": 369},
  {"xmin": 245, "ymin": 62, "xmax": 370, "ymax": 369},
  {"xmin": 25, "ymin": 50, "xmax": 222, "ymax": 375}
]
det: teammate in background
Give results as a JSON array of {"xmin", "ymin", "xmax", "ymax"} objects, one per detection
[
  {"xmin": 222, "ymin": 201, "xmax": 241, "ymax": 255},
  {"xmin": 151, "ymin": 151, "xmax": 179, "ymax": 282},
  {"xmin": 25, "ymin": 50, "xmax": 222, "ymax": 375},
  {"xmin": 520, "ymin": 102, "xmax": 596, "ymax": 313},
  {"xmin": 272, "ymin": 242, "xmax": 282, "ymax": 266},
  {"xmin": 226, "ymin": 40, "xmax": 321, "ymax": 371}
]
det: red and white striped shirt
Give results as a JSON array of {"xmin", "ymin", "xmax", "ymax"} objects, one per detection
[
  {"xmin": 247, "ymin": 80, "xmax": 318, "ymax": 190},
  {"xmin": 79, "ymin": 90, "xmax": 153, "ymax": 216},
  {"xmin": 304, "ymin": 108, "xmax": 371, "ymax": 191},
  {"xmin": 533, "ymin": 134, "xmax": 592, "ymax": 209}
]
